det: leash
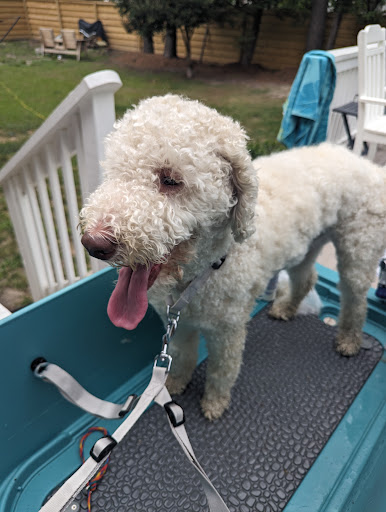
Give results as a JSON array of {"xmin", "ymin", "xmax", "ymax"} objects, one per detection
[
  {"xmin": 167, "ymin": 256, "xmax": 226, "ymax": 316},
  {"xmin": 35, "ymin": 257, "xmax": 230, "ymax": 512}
]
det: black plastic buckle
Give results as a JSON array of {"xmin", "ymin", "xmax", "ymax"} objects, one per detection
[
  {"xmin": 212, "ymin": 256, "xmax": 226, "ymax": 270},
  {"xmin": 30, "ymin": 356, "xmax": 47, "ymax": 373},
  {"xmin": 90, "ymin": 435, "xmax": 117, "ymax": 462},
  {"xmin": 164, "ymin": 400, "xmax": 185, "ymax": 428}
]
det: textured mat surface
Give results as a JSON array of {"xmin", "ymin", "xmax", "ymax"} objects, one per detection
[{"xmin": 73, "ymin": 309, "xmax": 383, "ymax": 512}]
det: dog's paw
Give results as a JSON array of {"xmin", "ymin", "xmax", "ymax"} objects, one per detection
[
  {"xmin": 200, "ymin": 393, "xmax": 230, "ymax": 421},
  {"xmin": 336, "ymin": 333, "xmax": 361, "ymax": 357},
  {"xmin": 269, "ymin": 302, "xmax": 297, "ymax": 321},
  {"xmin": 166, "ymin": 375, "xmax": 188, "ymax": 395}
]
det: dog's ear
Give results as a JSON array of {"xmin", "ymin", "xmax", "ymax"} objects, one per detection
[{"xmin": 229, "ymin": 157, "xmax": 258, "ymax": 242}]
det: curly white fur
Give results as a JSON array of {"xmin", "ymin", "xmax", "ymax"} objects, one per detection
[{"xmin": 80, "ymin": 94, "xmax": 386, "ymax": 420}]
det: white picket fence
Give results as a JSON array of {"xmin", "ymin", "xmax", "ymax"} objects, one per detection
[
  {"xmin": 0, "ymin": 70, "xmax": 122, "ymax": 301},
  {"xmin": 0, "ymin": 50, "xmax": 361, "ymax": 304}
]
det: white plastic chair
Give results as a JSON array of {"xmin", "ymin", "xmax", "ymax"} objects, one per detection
[{"xmin": 353, "ymin": 24, "xmax": 386, "ymax": 160}]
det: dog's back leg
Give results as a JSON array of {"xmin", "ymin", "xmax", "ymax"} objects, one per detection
[
  {"xmin": 333, "ymin": 225, "xmax": 384, "ymax": 356},
  {"xmin": 269, "ymin": 237, "xmax": 325, "ymax": 321}
]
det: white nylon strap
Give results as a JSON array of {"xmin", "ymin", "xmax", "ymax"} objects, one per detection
[
  {"xmin": 35, "ymin": 363, "xmax": 137, "ymax": 419},
  {"xmin": 155, "ymin": 387, "xmax": 230, "ymax": 512},
  {"xmin": 38, "ymin": 365, "xmax": 168, "ymax": 512}
]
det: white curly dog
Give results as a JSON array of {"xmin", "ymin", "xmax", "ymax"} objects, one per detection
[{"xmin": 80, "ymin": 95, "xmax": 386, "ymax": 420}]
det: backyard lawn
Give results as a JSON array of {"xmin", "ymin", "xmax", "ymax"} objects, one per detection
[{"xmin": 0, "ymin": 40, "xmax": 290, "ymax": 311}]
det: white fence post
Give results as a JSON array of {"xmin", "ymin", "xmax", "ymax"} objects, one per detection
[{"xmin": 76, "ymin": 72, "xmax": 121, "ymax": 201}]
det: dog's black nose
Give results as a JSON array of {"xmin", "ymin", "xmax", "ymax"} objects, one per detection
[{"xmin": 81, "ymin": 232, "xmax": 116, "ymax": 260}]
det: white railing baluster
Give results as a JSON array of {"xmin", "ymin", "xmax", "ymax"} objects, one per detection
[
  {"xmin": 21, "ymin": 167, "xmax": 56, "ymax": 293},
  {"xmin": 73, "ymin": 111, "xmax": 88, "ymax": 205},
  {"xmin": 4, "ymin": 176, "xmax": 49, "ymax": 300},
  {"xmin": 59, "ymin": 129, "xmax": 88, "ymax": 279},
  {"xmin": 32, "ymin": 155, "xmax": 66, "ymax": 289},
  {"xmin": 72, "ymin": 90, "xmax": 108, "ymax": 275},
  {"xmin": 43, "ymin": 144, "xmax": 75, "ymax": 285}
]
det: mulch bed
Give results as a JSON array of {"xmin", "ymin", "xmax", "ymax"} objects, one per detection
[{"xmin": 109, "ymin": 50, "xmax": 297, "ymax": 85}]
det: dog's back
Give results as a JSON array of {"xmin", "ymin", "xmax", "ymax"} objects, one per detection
[{"xmin": 254, "ymin": 143, "xmax": 386, "ymax": 239}]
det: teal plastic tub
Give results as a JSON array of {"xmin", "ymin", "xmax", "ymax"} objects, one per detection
[{"xmin": 0, "ymin": 264, "xmax": 385, "ymax": 512}]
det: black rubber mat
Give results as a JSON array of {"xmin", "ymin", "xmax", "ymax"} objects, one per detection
[{"xmin": 73, "ymin": 309, "xmax": 383, "ymax": 512}]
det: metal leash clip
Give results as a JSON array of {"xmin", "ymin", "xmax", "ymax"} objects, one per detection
[{"xmin": 154, "ymin": 305, "xmax": 181, "ymax": 373}]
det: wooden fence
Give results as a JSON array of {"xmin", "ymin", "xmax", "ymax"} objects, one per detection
[
  {"xmin": 1, "ymin": 0, "xmax": 362, "ymax": 69},
  {"xmin": 0, "ymin": 1, "xmax": 30, "ymax": 41}
]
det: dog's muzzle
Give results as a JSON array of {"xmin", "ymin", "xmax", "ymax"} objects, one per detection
[{"xmin": 81, "ymin": 232, "xmax": 117, "ymax": 261}]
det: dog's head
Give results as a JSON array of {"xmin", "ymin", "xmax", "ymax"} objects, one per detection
[{"xmin": 79, "ymin": 95, "xmax": 258, "ymax": 328}]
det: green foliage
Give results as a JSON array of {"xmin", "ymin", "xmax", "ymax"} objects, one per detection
[
  {"xmin": 248, "ymin": 140, "xmax": 283, "ymax": 159},
  {"xmin": 278, "ymin": 0, "xmax": 386, "ymax": 24},
  {"xmin": 114, "ymin": 0, "xmax": 236, "ymax": 56},
  {"xmin": 236, "ymin": 0, "xmax": 278, "ymax": 13},
  {"xmin": 275, "ymin": 0, "xmax": 311, "ymax": 21},
  {"xmin": 163, "ymin": 0, "xmax": 233, "ymax": 29},
  {"xmin": 115, "ymin": 0, "xmax": 166, "ymax": 38},
  {"xmin": 173, "ymin": 0, "xmax": 232, "ymax": 57},
  {"xmin": 351, "ymin": 0, "xmax": 386, "ymax": 24}
]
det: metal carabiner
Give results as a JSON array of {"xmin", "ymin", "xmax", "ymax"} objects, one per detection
[
  {"xmin": 166, "ymin": 305, "xmax": 180, "ymax": 329},
  {"xmin": 154, "ymin": 305, "xmax": 181, "ymax": 373},
  {"xmin": 163, "ymin": 305, "xmax": 180, "ymax": 349},
  {"xmin": 153, "ymin": 352, "xmax": 173, "ymax": 373}
]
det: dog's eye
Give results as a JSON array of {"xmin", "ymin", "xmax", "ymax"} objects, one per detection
[{"xmin": 161, "ymin": 176, "xmax": 180, "ymax": 186}]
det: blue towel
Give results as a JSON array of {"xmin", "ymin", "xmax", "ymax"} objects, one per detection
[{"xmin": 277, "ymin": 50, "xmax": 336, "ymax": 148}]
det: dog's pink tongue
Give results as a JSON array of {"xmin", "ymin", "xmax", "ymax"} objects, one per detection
[{"xmin": 107, "ymin": 265, "xmax": 151, "ymax": 330}]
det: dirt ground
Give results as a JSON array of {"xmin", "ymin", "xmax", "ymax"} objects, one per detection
[{"xmin": 110, "ymin": 50, "xmax": 296, "ymax": 95}]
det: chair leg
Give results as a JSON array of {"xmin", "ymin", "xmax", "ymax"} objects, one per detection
[
  {"xmin": 353, "ymin": 132, "xmax": 364, "ymax": 155},
  {"xmin": 367, "ymin": 142, "xmax": 377, "ymax": 161}
]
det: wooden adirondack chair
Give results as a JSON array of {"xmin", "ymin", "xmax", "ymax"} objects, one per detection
[
  {"xmin": 353, "ymin": 24, "xmax": 386, "ymax": 160},
  {"xmin": 39, "ymin": 27, "xmax": 63, "ymax": 56},
  {"xmin": 40, "ymin": 27, "xmax": 83, "ymax": 61},
  {"xmin": 61, "ymin": 29, "xmax": 83, "ymax": 61}
]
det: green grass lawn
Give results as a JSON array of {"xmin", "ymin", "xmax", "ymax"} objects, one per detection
[{"xmin": 0, "ymin": 40, "xmax": 287, "ymax": 310}]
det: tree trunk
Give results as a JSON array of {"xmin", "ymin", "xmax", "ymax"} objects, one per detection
[
  {"xmin": 199, "ymin": 25, "xmax": 210, "ymax": 64},
  {"xmin": 180, "ymin": 27, "xmax": 192, "ymax": 61},
  {"xmin": 326, "ymin": 0, "xmax": 352, "ymax": 50},
  {"xmin": 164, "ymin": 25, "xmax": 177, "ymax": 58},
  {"xmin": 306, "ymin": 0, "xmax": 328, "ymax": 52},
  {"xmin": 142, "ymin": 34, "xmax": 154, "ymax": 54},
  {"xmin": 239, "ymin": 8, "xmax": 263, "ymax": 68},
  {"xmin": 326, "ymin": 10, "xmax": 343, "ymax": 50}
]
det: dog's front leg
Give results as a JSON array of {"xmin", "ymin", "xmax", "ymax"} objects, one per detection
[
  {"xmin": 166, "ymin": 326, "xmax": 200, "ymax": 396},
  {"xmin": 200, "ymin": 323, "xmax": 246, "ymax": 421}
]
